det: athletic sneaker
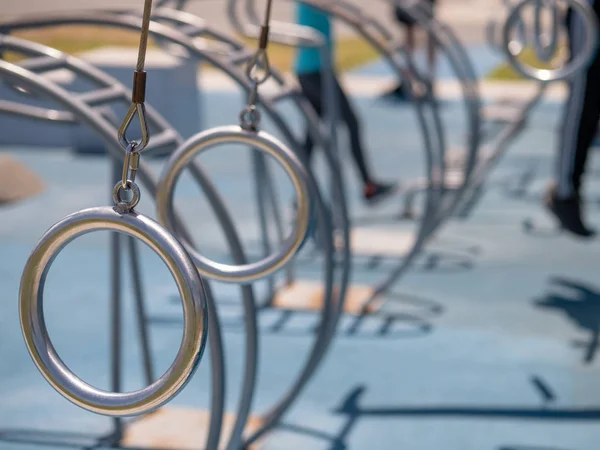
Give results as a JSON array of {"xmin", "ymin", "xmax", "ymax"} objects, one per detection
[
  {"xmin": 544, "ymin": 186, "xmax": 595, "ymax": 238},
  {"xmin": 364, "ymin": 182, "xmax": 399, "ymax": 206}
]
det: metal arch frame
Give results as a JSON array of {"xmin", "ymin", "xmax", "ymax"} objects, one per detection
[
  {"xmin": 164, "ymin": 1, "xmax": 432, "ymax": 443},
  {"xmin": 227, "ymin": 0, "xmax": 441, "ymax": 326},
  {"xmin": 0, "ymin": 34, "xmax": 257, "ymax": 450},
  {"xmin": 394, "ymin": 0, "xmax": 596, "ymax": 223},
  {"xmin": 454, "ymin": 0, "xmax": 593, "ymax": 219},
  {"xmin": 129, "ymin": 9, "xmax": 349, "ymax": 443},
  {"xmin": 384, "ymin": 0, "xmax": 547, "ymax": 226},
  {"xmin": 224, "ymin": 0, "xmax": 347, "ymax": 235},
  {"xmin": 239, "ymin": 0, "xmax": 447, "ymax": 226},
  {"xmin": 227, "ymin": 0, "xmax": 483, "ymax": 310},
  {"xmin": 0, "ymin": 13, "xmax": 348, "ymax": 448}
]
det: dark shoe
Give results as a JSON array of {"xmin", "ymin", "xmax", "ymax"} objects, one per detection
[
  {"xmin": 381, "ymin": 83, "xmax": 410, "ymax": 102},
  {"xmin": 364, "ymin": 181, "xmax": 399, "ymax": 206},
  {"xmin": 544, "ymin": 187, "xmax": 595, "ymax": 238}
]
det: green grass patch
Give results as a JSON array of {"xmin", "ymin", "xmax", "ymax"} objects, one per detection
[{"xmin": 9, "ymin": 26, "xmax": 380, "ymax": 73}]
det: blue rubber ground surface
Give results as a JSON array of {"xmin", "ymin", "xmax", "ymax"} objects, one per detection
[{"xmin": 1, "ymin": 53, "xmax": 600, "ymax": 450}]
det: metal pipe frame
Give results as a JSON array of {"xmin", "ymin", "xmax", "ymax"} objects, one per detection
[
  {"xmin": 0, "ymin": 34, "xmax": 252, "ymax": 450},
  {"xmin": 0, "ymin": 15, "xmax": 346, "ymax": 447},
  {"xmin": 225, "ymin": 0, "xmax": 483, "ymax": 311}
]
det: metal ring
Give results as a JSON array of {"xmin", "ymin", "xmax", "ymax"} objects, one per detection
[
  {"xmin": 112, "ymin": 180, "xmax": 141, "ymax": 212},
  {"xmin": 20, "ymin": 206, "xmax": 208, "ymax": 416},
  {"xmin": 502, "ymin": 0, "xmax": 599, "ymax": 82},
  {"xmin": 240, "ymin": 105, "xmax": 261, "ymax": 130},
  {"xmin": 156, "ymin": 125, "xmax": 311, "ymax": 284}
]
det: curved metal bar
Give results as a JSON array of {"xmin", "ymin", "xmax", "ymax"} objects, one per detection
[
  {"xmin": 116, "ymin": 5, "xmax": 349, "ymax": 445},
  {"xmin": 0, "ymin": 36, "xmax": 252, "ymax": 449},
  {"xmin": 238, "ymin": 0, "xmax": 445, "ymax": 282},
  {"xmin": 387, "ymin": 0, "xmax": 482, "ymax": 226},
  {"xmin": 0, "ymin": 13, "xmax": 349, "ymax": 449},
  {"xmin": 533, "ymin": 0, "xmax": 560, "ymax": 62},
  {"xmin": 502, "ymin": 0, "xmax": 599, "ymax": 82},
  {"xmin": 0, "ymin": 99, "xmax": 75, "ymax": 123},
  {"xmin": 229, "ymin": 0, "xmax": 327, "ymax": 48},
  {"xmin": 224, "ymin": 0, "xmax": 442, "ymax": 443},
  {"xmin": 112, "ymin": 12, "xmax": 345, "ymax": 447},
  {"xmin": 239, "ymin": 0, "xmax": 482, "ymax": 305},
  {"xmin": 349, "ymin": 0, "xmax": 483, "ymax": 306},
  {"xmin": 200, "ymin": 281, "xmax": 226, "ymax": 450},
  {"xmin": 227, "ymin": 0, "xmax": 346, "ymax": 249}
]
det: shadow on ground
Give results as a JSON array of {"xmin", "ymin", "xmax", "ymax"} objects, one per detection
[{"xmin": 534, "ymin": 276, "xmax": 600, "ymax": 365}]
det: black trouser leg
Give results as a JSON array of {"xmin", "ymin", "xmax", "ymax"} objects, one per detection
[
  {"xmin": 298, "ymin": 71, "xmax": 373, "ymax": 184},
  {"xmin": 298, "ymin": 73, "xmax": 323, "ymax": 165},
  {"xmin": 556, "ymin": 2, "xmax": 600, "ymax": 198}
]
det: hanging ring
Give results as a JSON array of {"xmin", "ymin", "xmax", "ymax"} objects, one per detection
[
  {"xmin": 20, "ymin": 206, "xmax": 208, "ymax": 417},
  {"xmin": 156, "ymin": 125, "xmax": 311, "ymax": 284},
  {"xmin": 502, "ymin": 0, "xmax": 599, "ymax": 82}
]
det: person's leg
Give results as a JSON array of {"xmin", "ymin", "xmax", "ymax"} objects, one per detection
[
  {"xmin": 334, "ymin": 76, "xmax": 371, "ymax": 184},
  {"xmin": 547, "ymin": 4, "xmax": 600, "ymax": 237},
  {"xmin": 384, "ymin": 6, "xmax": 416, "ymax": 100},
  {"xmin": 298, "ymin": 72, "xmax": 325, "ymax": 166},
  {"xmin": 333, "ymin": 76, "xmax": 398, "ymax": 203}
]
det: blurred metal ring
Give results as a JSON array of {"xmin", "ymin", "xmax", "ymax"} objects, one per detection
[
  {"xmin": 156, "ymin": 125, "xmax": 311, "ymax": 284},
  {"xmin": 502, "ymin": 0, "xmax": 599, "ymax": 82},
  {"xmin": 20, "ymin": 206, "xmax": 208, "ymax": 417}
]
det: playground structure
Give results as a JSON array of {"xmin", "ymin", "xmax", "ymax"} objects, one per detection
[{"xmin": 0, "ymin": 0, "xmax": 598, "ymax": 448}]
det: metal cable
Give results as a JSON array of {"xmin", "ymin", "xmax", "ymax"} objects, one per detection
[{"xmin": 136, "ymin": 0, "xmax": 154, "ymax": 72}]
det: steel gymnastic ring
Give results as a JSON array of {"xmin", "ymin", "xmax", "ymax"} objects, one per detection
[
  {"xmin": 502, "ymin": 0, "xmax": 599, "ymax": 82},
  {"xmin": 20, "ymin": 206, "xmax": 208, "ymax": 417},
  {"xmin": 156, "ymin": 125, "xmax": 311, "ymax": 284}
]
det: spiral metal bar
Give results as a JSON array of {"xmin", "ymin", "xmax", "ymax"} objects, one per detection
[
  {"xmin": 230, "ymin": 0, "xmax": 484, "ymax": 315},
  {"xmin": 0, "ymin": 34, "xmax": 251, "ymax": 449},
  {"xmin": 0, "ymin": 12, "xmax": 347, "ymax": 447}
]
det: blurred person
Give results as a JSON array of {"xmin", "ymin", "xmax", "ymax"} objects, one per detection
[
  {"xmin": 385, "ymin": 0, "xmax": 437, "ymax": 100},
  {"xmin": 295, "ymin": 2, "xmax": 398, "ymax": 205},
  {"xmin": 545, "ymin": 5, "xmax": 600, "ymax": 238}
]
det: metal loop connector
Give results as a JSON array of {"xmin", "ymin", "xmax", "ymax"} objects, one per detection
[
  {"xmin": 245, "ymin": 49, "xmax": 271, "ymax": 86},
  {"xmin": 240, "ymin": 105, "xmax": 261, "ymax": 131},
  {"xmin": 113, "ymin": 180, "xmax": 141, "ymax": 212},
  {"xmin": 118, "ymin": 103, "xmax": 150, "ymax": 153}
]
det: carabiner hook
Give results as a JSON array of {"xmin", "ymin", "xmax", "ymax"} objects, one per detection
[{"xmin": 121, "ymin": 142, "xmax": 141, "ymax": 189}]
